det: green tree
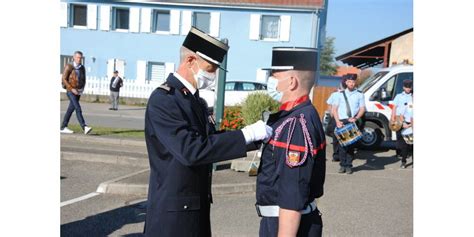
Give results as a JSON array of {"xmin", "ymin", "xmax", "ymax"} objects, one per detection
[{"xmin": 320, "ymin": 36, "xmax": 338, "ymax": 76}]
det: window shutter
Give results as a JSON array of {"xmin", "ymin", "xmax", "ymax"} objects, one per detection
[
  {"xmin": 170, "ymin": 10, "xmax": 180, "ymax": 35},
  {"xmin": 165, "ymin": 63, "xmax": 175, "ymax": 78},
  {"xmin": 150, "ymin": 64, "xmax": 166, "ymax": 84},
  {"xmin": 100, "ymin": 5, "xmax": 111, "ymax": 31},
  {"xmin": 280, "ymin": 15, "xmax": 291, "ymax": 42},
  {"xmin": 136, "ymin": 60, "xmax": 147, "ymax": 84},
  {"xmin": 256, "ymin": 68, "xmax": 269, "ymax": 83},
  {"xmin": 181, "ymin": 10, "xmax": 192, "ymax": 35},
  {"xmin": 209, "ymin": 12, "xmax": 220, "ymax": 37},
  {"xmin": 140, "ymin": 8, "xmax": 151, "ymax": 33},
  {"xmin": 107, "ymin": 59, "xmax": 115, "ymax": 79},
  {"xmin": 87, "ymin": 4, "xmax": 97, "ymax": 30},
  {"xmin": 249, "ymin": 14, "xmax": 261, "ymax": 40},
  {"xmin": 115, "ymin": 59, "xmax": 125, "ymax": 77},
  {"xmin": 129, "ymin": 7, "xmax": 140, "ymax": 33},
  {"xmin": 60, "ymin": 2, "xmax": 68, "ymax": 28}
]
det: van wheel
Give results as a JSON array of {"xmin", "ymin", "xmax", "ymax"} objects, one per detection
[{"xmin": 358, "ymin": 121, "xmax": 383, "ymax": 149}]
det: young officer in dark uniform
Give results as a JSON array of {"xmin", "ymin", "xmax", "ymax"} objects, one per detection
[
  {"xmin": 256, "ymin": 47, "xmax": 326, "ymax": 237},
  {"xmin": 143, "ymin": 27, "xmax": 273, "ymax": 237},
  {"xmin": 331, "ymin": 74, "xmax": 365, "ymax": 174}
]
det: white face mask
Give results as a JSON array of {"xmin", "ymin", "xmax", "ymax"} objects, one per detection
[
  {"xmin": 192, "ymin": 62, "xmax": 216, "ymax": 89},
  {"xmin": 266, "ymin": 76, "xmax": 288, "ymax": 102}
]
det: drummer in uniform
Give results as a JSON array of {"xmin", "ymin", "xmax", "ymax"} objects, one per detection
[
  {"xmin": 331, "ymin": 74, "xmax": 365, "ymax": 174},
  {"xmin": 392, "ymin": 79, "xmax": 413, "ymax": 168},
  {"xmin": 325, "ymin": 78, "xmax": 347, "ymax": 162},
  {"xmin": 256, "ymin": 47, "xmax": 326, "ymax": 237}
]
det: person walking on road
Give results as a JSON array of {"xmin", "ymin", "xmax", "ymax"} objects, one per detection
[
  {"xmin": 60, "ymin": 51, "xmax": 92, "ymax": 135},
  {"xmin": 143, "ymin": 27, "xmax": 272, "ymax": 237},
  {"xmin": 109, "ymin": 70, "xmax": 123, "ymax": 111}
]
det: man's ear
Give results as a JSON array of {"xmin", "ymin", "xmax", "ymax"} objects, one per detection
[
  {"xmin": 186, "ymin": 54, "xmax": 197, "ymax": 68},
  {"xmin": 289, "ymin": 76, "xmax": 299, "ymax": 90}
]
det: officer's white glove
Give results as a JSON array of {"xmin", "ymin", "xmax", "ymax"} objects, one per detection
[{"xmin": 241, "ymin": 120, "xmax": 273, "ymax": 144}]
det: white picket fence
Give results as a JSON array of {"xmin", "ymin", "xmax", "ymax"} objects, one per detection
[{"xmin": 60, "ymin": 76, "xmax": 162, "ymax": 99}]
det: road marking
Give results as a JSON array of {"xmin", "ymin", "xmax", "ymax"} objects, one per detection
[{"xmin": 60, "ymin": 192, "xmax": 100, "ymax": 207}]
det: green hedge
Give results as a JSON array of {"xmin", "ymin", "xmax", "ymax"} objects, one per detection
[{"xmin": 241, "ymin": 92, "xmax": 280, "ymax": 125}]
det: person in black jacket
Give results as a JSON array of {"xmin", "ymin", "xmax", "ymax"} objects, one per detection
[
  {"xmin": 143, "ymin": 27, "xmax": 273, "ymax": 237},
  {"xmin": 109, "ymin": 70, "xmax": 123, "ymax": 111}
]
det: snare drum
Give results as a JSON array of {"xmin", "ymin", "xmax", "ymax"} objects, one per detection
[
  {"xmin": 401, "ymin": 127, "xmax": 413, "ymax": 145},
  {"xmin": 334, "ymin": 122, "xmax": 363, "ymax": 147}
]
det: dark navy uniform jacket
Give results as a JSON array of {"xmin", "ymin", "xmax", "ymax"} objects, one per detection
[
  {"xmin": 143, "ymin": 73, "xmax": 249, "ymax": 237},
  {"xmin": 256, "ymin": 99, "xmax": 326, "ymax": 211}
]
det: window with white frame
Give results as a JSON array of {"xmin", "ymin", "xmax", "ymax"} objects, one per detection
[
  {"xmin": 113, "ymin": 7, "xmax": 130, "ymax": 30},
  {"xmin": 153, "ymin": 10, "xmax": 171, "ymax": 32},
  {"xmin": 147, "ymin": 62, "xmax": 166, "ymax": 83},
  {"xmin": 260, "ymin": 15, "xmax": 280, "ymax": 40},
  {"xmin": 71, "ymin": 4, "xmax": 87, "ymax": 27},
  {"xmin": 193, "ymin": 12, "xmax": 211, "ymax": 34},
  {"xmin": 249, "ymin": 14, "xmax": 291, "ymax": 42}
]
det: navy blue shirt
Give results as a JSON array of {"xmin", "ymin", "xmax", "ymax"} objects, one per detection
[{"xmin": 256, "ymin": 100, "xmax": 326, "ymax": 211}]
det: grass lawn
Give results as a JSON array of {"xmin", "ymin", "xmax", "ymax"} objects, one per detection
[{"xmin": 68, "ymin": 124, "xmax": 144, "ymax": 139}]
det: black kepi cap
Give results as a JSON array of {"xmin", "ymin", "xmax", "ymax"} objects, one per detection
[
  {"xmin": 182, "ymin": 27, "xmax": 229, "ymax": 68},
  {"xmin": 403, "ymin": 79, "xmax": 413, "ymax": 88},
  {"xmin": 263, "ymin": 47, "xmax": 318, "ymax": 71}
]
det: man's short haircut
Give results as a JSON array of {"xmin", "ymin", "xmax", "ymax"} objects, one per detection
[
  {"xmin": 74, "ymin": 51, "xmax": 83, "ymax": 56},
  {"xmin": 292, "ymin": 70, "xmax": 315, "ymax": 92},
  {"xmin": 180, "ymin": 46, "xmax": 195, "ymax": 63}
]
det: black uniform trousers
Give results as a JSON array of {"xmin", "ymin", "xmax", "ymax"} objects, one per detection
[
  {"xmin": 259, "ymin": 209, "xmax": 323, "ymax": 237},
  {"xmin": 396, "ymin": 129, "xmax": 413, "ymax": 163}
]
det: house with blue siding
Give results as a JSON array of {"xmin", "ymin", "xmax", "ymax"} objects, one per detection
[{"xmin": 60, "ymin": 0, "xmax": 325, "ymax": 97}]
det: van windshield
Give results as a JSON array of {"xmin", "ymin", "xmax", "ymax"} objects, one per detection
[{"xmin": 358, "ymin": 71, "xmax": 389, "ymax": 93}]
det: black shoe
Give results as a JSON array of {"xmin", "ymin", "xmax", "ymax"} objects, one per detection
[
  {"xmin": 346, "ymin": 167, "xmax": 353, "ymax": 174},
  {"xmin": 400, "ymin": 162, "xmax": 407, "ymax": 169},
  {"xmin": 109, "ymin": 108, "xmax": 114, "ymax": 110},
  {"xmin": 332, "ymin": 158, "xmax": 340, "ymax": 162},
  {"xmin": 338, "ymin": 167, "xmax": 345, "ymax": 173}
]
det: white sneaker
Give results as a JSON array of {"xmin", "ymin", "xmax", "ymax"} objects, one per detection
[
  {"xmin": 60, "ymin": 127, "xmax": 74, "ymax": 134},
  {"xmin": 84, "ymin": 126, "xmax": 92, "ymax": 135}
]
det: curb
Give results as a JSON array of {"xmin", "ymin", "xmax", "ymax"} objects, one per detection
[
  {"xmin": 61, "ymin": 151, "xmax": 149, "ymax": 167},
  {"xmin": 61, "ymin": 134, "xmax": 145, "ymax": 147},
  {"xmin": 96, "ymin": 171, "xmax": 256, "ymax": 196}
]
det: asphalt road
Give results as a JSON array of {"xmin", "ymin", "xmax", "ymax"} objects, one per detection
[{"xmin": 60, "ymin": 149, "xmax": 412, "ymax": 236}]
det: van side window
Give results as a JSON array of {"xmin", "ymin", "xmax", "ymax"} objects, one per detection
[
  {"xmin": 371, "ymin": 75, "xmax": 396, "ymax": 101},
  {"xmin": 394, "ymin": 72, "xmax": 413, "ymax": 95}
]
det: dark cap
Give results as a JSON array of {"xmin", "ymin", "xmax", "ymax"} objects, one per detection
[
  {"xmin": 263, "ymin": 47, "xmax": 318, "ymax": 71},
  {"xmin": 342, "ymin": 73, "xmax": 357, "ymax": 81},
  {"xmin": 403, "ymin": 79, "xmax": 413, "ymax": 88},
  {"xmin": 182, "ymin": 27, "xmax": 229, "ymax": 66},
  {"xmin": 113, "ymin": 70, "xmax": 119, "ymax": 73}
]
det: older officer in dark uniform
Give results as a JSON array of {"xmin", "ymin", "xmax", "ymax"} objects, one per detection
[
  {"xmin": 256, "ymin": 47, "xmax": 326, "ymax": 237},
  {"xmin": 143, "ymin": 27, "xmax": 272, "ymax": 237}
]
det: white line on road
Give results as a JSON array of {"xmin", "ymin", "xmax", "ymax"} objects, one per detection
[{"xmin": 60, "ymin": 192, "xmax": 100, "ymax": 207}]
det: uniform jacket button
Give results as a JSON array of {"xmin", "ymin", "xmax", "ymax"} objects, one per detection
[{"xmin": 183, "ymin": 205, "xmax": 188, "ymax": 209}]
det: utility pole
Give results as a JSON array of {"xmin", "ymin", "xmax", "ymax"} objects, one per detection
[{"xmin": 214, "ymin": 38, "xmax": 229, "ymax": 130}]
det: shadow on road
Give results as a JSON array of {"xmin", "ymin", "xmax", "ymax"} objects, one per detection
[
  {"xmin": 116, "ymin": 108, "xmax": 146, "ymax": 111},
  {"xmin": 352, "ymin": 150, "xmax": 400, "ymax": 173},
  {"xmin": 61, "ymin": 201, "xmax": 146, "ymax": 236}
]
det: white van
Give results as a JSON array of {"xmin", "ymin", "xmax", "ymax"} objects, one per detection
[
  {"xmin": 323, "ymin": 64, "xmax": 413, "ymax": 149},
  {"xmin": 357, "ymin": 64, "xmax": 413, "ymax": 149}
]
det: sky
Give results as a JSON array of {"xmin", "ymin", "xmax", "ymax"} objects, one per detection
[{"xmin": 326, "ymin": 0, "xmax": 413, "ymax": 60}]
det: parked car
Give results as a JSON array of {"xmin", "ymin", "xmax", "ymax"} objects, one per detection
[{"xmin": 200, "ymin": 80, "xmax": 267, "ymax": 109}]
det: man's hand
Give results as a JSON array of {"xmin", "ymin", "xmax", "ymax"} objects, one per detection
[
  {"xmin": 241, "ymin": 120, "xmax": 273, "ymax": 144},
  {"xmin": 403, "ymin": 123, "xmax": 410, "ymax": 129},
  {"xmin": 71, "ymin": 88, "xmax": 78, "ymax": 95},
  {"xmin": 336, "ymin": 120, "xmax": 344, "ymax": 128},
  {"xmin": 348, "ymin": 118, "xmax": 356, "ymax": 123}
]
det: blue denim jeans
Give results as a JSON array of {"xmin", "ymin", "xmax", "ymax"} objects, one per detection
[{"xmin": 61, "ymin": 91, "xmax": 86, "ymax": 129}]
